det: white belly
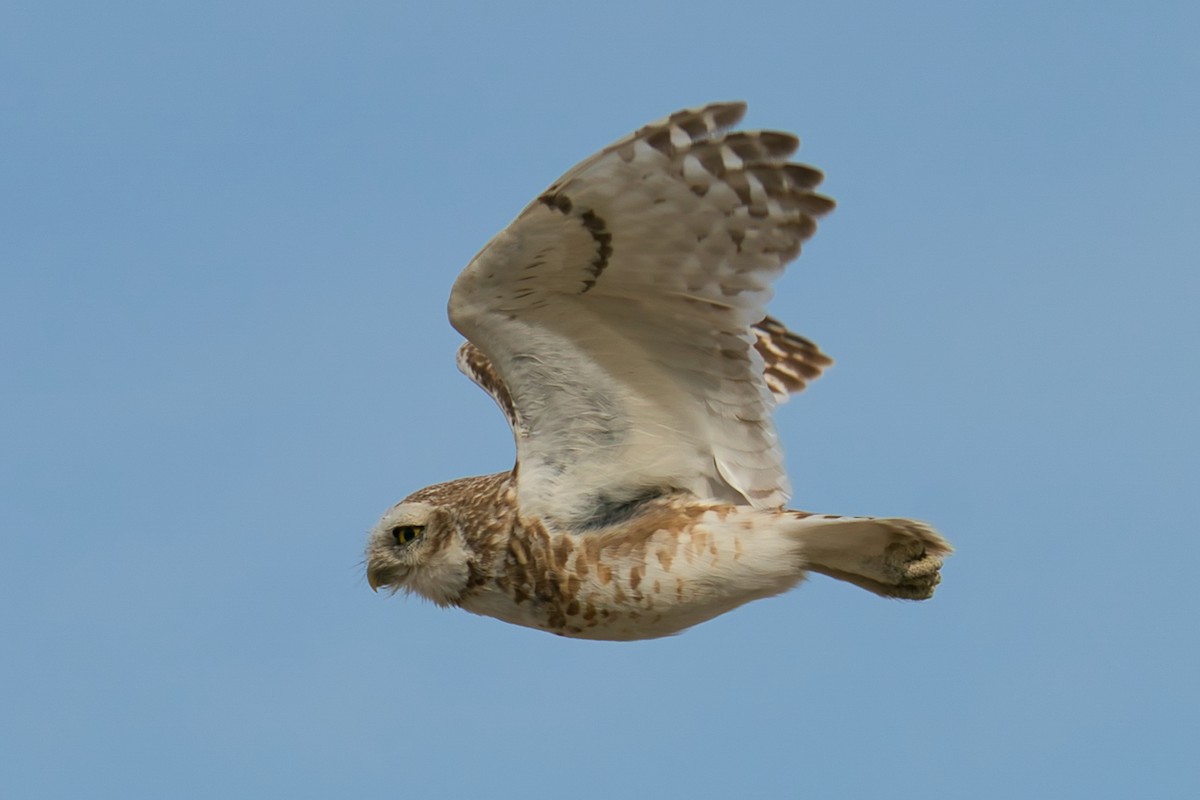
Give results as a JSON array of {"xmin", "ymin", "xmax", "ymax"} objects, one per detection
[{"xmin": 460, "ymin": 508, "xmax": 809, "ymax": 641}]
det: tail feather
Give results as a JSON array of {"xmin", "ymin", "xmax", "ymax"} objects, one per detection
[{"xmin": 790, "ymin": 514, "xmax": 952, "ymax": 599}]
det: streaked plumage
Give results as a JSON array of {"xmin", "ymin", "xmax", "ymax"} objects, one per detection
[{"xmin": 365, "ymin": 102, "xmax": 950, "ymax": 640}]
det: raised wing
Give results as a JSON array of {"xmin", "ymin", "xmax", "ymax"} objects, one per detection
[{"xmin": 449, "ymin": 102, "xmax": 834, "ymax": 529}]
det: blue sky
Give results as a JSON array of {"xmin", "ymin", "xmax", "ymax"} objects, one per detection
[{"xmin": 3, "ymin": 1, "xmax": 1197, "ymax": 797}]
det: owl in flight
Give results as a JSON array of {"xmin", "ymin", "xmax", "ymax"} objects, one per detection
[{"xmin": 366, "ymin": 102, "xmax": 950, "ymax": 640}]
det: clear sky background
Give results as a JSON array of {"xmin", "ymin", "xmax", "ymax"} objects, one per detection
[{"xmin": 3, "ymin": 2, "xmax": 1197, "ymax": 797}]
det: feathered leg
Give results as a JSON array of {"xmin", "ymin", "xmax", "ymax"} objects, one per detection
[{"xmin": 789, "ymin": 514, "xmax": 952, "ymax": 599}]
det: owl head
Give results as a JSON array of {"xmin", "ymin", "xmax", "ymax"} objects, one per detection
[{"xmin": 365, "ymin": 501, "xmax": 472, "ymax": 607}]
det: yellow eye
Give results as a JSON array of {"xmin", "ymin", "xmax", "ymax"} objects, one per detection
[{"xmin": 390, "ymin": 525, "xmax": 424, "ymax": 545}]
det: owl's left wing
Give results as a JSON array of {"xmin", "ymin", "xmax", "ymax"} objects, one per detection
[{"xmin": 449, "ymin": 102, "xmax": 834, "ymax": 529}]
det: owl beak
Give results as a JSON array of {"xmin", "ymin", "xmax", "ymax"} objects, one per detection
[
  {"xmin": 367, "ymin": 563, "xmax": 384, "ymax": 592},
  {"xmin": 367, "ymin": 556, "xmax": 407, "ymax": 592}
]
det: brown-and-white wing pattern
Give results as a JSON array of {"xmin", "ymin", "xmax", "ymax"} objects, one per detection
[
  {"xmin": 448, "ymin": 102, "xmax": 835, "ymax": 528},
  {"xmin": 458, "ymin": 315, "xmax": 831, "ymax": 430},
  {"xmin": 754, "ymin": 315, "xmax": 833, "ymax": 401},
  {"xmin": 456, "ymin": 341, "xmax": 519, "ymax": 433}
]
